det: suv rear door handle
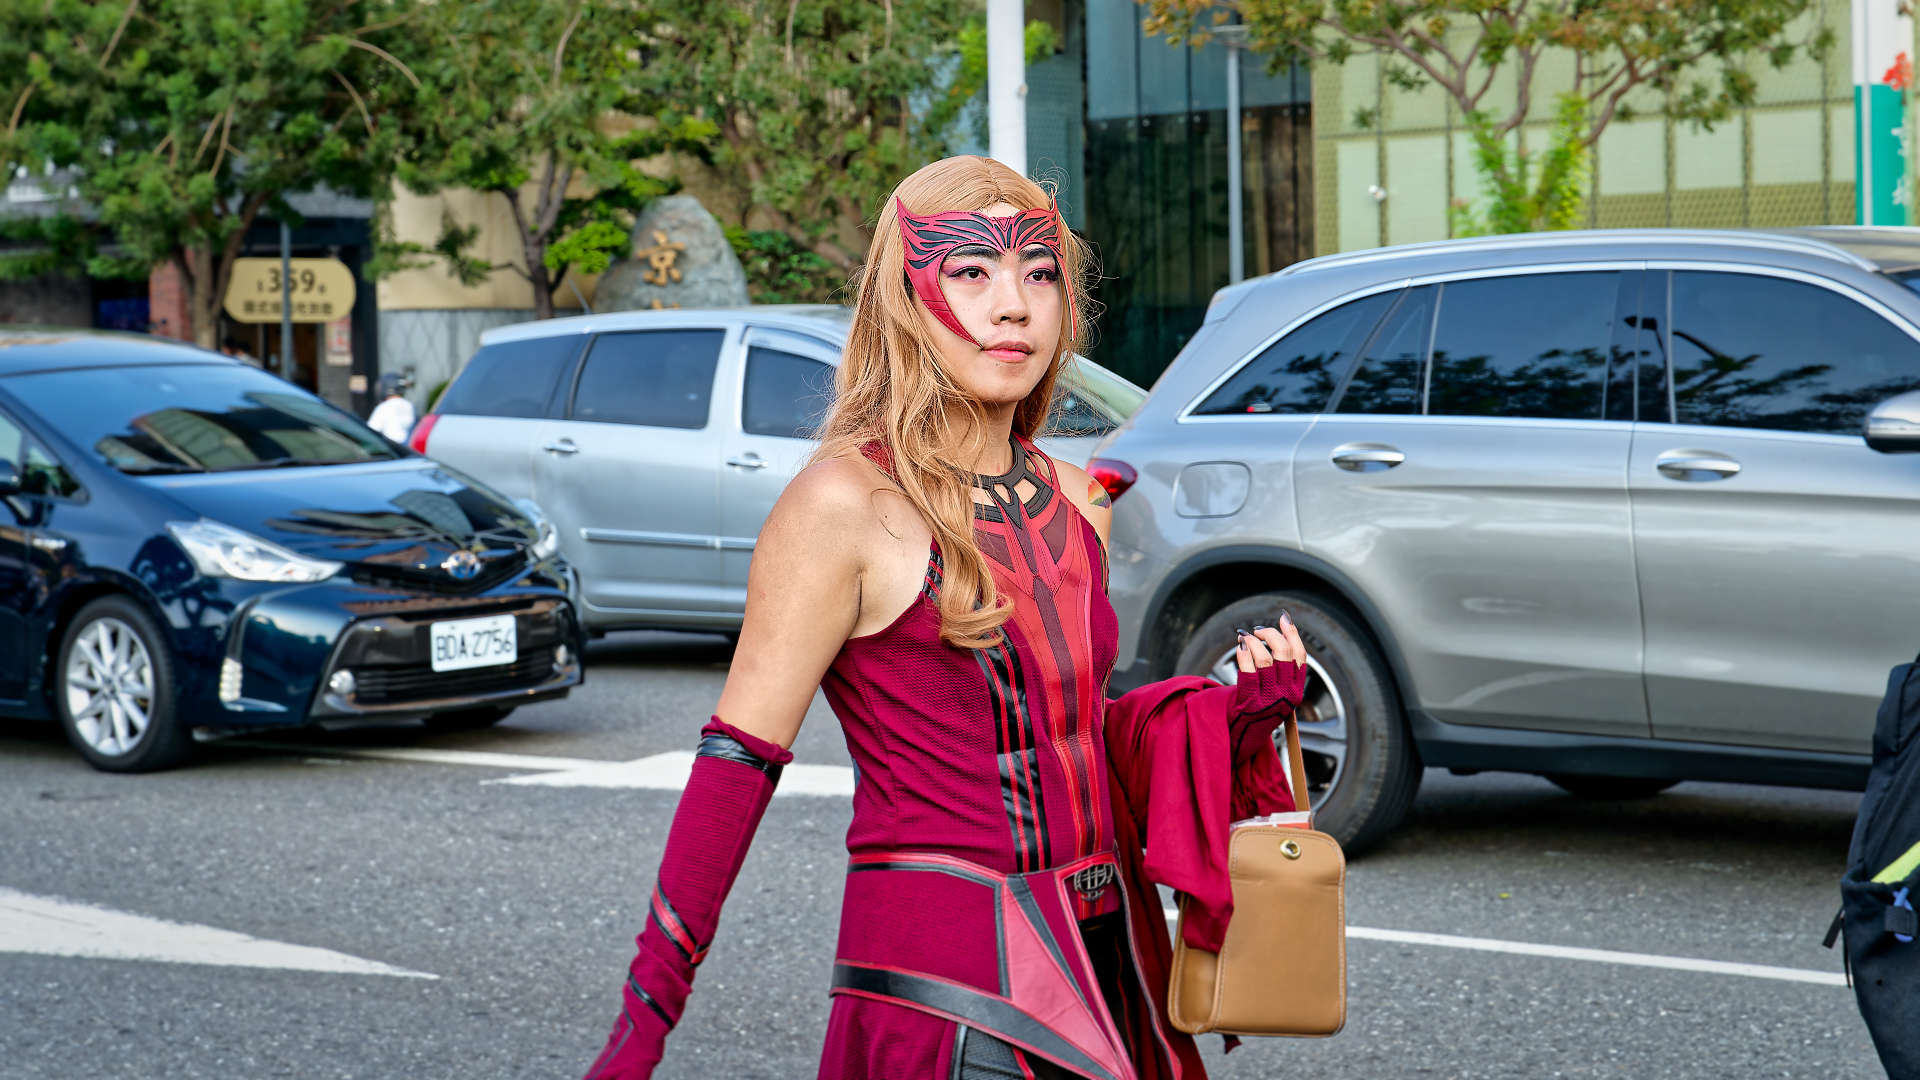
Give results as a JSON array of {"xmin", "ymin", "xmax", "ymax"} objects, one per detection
[
  {"xmin": 543, "ymin": 438, "xmax": 579, "ymax": 455},
  {"xmin": 726, "ymin": 453, "xmax": 767, "ymax": 470},
  {"xmin": 1330, "ymin": 443, "xmax": 1406, "ymax": 472},
  {"xmin": 1654, "ymin": 449, "xmax": 1741, "ymax": 481}
]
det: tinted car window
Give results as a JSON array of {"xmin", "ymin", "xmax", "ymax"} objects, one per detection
[
  {"xmin": 437, "ymin": 335, "xmax": 583, "ymax": 418},
  {"xmin": 570, "ymin": 330, "xmax": 724, "ymax": 430},
  {"xmin": 1333, "ymin": 285, "xmax": 1433, "ymax": 415},
  {"xmin": 1427, "ymin": 272, "xmax": 1617, "ymax": 420},
  {"xmin": 4, "ymin": 364, "xmax": 401, "ymax": 474},
  {"xmin": 1193, "ymin": 291, "xmax": 1394, "ymax": 415},
  {"xmin": 743, "ymin": 346, "xmax": 834, "ymax": 439},
  {"xmin": 0, "ymin": 409, "xmax": 80, "ymax": 497},
  {"xmin": 1670, "ymin": 272, "xmax": 1920, "ymax": 434}
]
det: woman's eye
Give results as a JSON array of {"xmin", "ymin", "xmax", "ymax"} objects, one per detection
[
  {"xmin": 947, "ymin": 266, "xmax": 987, "ymax": 281},
  {"xmin": 1029, "ymin": 267, "xmax": 1060, "ymax": 284}
]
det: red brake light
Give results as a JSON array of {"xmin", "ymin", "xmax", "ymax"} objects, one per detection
[
  {"xmin": 407, "ymin": 413, "xmax": 439, "ymax": 455},
  {"xmin": 1086, "ymin": 457, "xmax": 1137, "ymax": 504}
]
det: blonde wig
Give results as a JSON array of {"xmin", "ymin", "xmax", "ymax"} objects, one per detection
[{"xmin": 810, "ymin": 155, "xmax": 1097, "ymax": 650}]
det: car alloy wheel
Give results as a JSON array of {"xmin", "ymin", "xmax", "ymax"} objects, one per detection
[
  {"xmin": 65, "ymin": 617, "xmax": 156, "ymax": 757},
  {"xmin": 55, "ymin": 596, "xmax": 191, "ymax": 773}
]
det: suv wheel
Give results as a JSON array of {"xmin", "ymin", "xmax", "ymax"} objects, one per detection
[
  {"xmin": 1174, "ymin": 591, "xmax": 1419, "ymax": 852},
  {"xmin": 1545, "ymin": 774, "xmax": 1680, "ymax": 800},
  {"xmin": 55, "ymin": 596, "xmax": 192, "ymax": 773}
]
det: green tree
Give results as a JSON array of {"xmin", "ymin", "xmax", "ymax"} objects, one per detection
[
  {"xmin": 1144, "ymin": 0, "xmax": 1828, "ymax": 234},
  {"xmin": 381, "ymin": 0, "xmax": 714, "ymax": 319},
  {"xmin": 630, "ymin": 1, "xmax": 1055, "ymax": 273},
  {"xmin": 15, "ymin": 0, "xmax": 421, "ymax": 347}
]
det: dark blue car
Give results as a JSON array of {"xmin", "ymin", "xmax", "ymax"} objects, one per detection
[{"xmin": 0, "ymin": 331, "xmax": 585, "ymax": 772}]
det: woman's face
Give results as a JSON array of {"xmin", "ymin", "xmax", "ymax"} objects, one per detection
[{"xmin": 911, "ymin": 201, "xmax": 1065, "ymax": 408}]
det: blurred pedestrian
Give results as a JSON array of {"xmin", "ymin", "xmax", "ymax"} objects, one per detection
[
  {"xmin": 367, "ymin": 372, "xmax": 416, "ymax": 444},
  {"xmin": 220, "ymin": 338, "xmax": 262, "ymax": 367},
  {"xmin": 579, "ymin": 155, "xmax": 1312, "ymax": 1080}
]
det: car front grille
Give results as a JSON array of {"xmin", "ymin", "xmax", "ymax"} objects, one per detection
[
  {"xmin": 352, "ymin": 651, "xmax": 555, "ymax": 705},
  {"xmin": 347, "ymin": 549, "xmax": 528, "ymax": 596}
]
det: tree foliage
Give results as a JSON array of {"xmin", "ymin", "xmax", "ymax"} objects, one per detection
[
  {"xmin": 380, "ymin": 0, "xmax": 714, "ymax": 319},
  {"xmin": 1145, "ymin": 0, "xmax": 1828, "ymax": 233},
  {"xmin": 11, "ymin": 0, "xmax": 421, "ymax": 346},
  {"xmin": 629, "ymin": 1, "xmax": 1054, "ymax": 272},
  {"xmin": 1450, "ymin": 94, "xmax": 1590, "ymax": 236}
]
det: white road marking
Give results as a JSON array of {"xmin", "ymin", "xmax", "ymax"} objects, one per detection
[
  {"xmin": 1161, "ymin": 909, "xmax": 1844, "ymax": 986},
  {"xmin": 490, "ymin": 751, "xmax": 855, "ymax": 797},
  {"xmin": 241, "ymin": 740, "xmax": 856, "ymax": 796},
  {"xmin": 0, "ymin": 888, "xmax": 435, "ymax": 979}
]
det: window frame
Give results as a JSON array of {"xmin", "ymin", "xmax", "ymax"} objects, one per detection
[
  {"xmin": 436, "ymin": 333, "xmax": 589, "ymax": 421},
  {"xmin": 1648, "ymin": 261, "xmax": 1920, "ymax": 436},
  {"xmin": 1416, "ymin": 268, "xmax": 1633, "ymax": 423},
  {"xmin": 1179, "ymin": 280, "xmax": 1406, "ymax": 422},
  {"xmin": 736, "ymin": 330, "xmax": 839, "ymax": 441}
]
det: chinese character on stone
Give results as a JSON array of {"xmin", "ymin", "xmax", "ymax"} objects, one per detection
[{"xmin": 634, "ymin": 229, "xmax": 688, "ymax": 286}]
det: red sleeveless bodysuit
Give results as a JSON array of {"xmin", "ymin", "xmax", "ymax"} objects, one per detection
[{"xmin": 815, "ymin": 434, "xmax": 1185, "ymax": 1080}]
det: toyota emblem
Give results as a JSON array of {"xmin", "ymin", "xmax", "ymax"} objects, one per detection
[{"xmin": 442, "ymin": 549, "xmax": 482, "ymax": 580}]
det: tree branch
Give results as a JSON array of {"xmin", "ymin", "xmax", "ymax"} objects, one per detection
[
  {"xmin": 100, "ymin": 0, "xmax": 138, "ymax": 64},
  {"xmin": 333, "ymin": 70, "xmax": 374, "ymax": 132},
  {"xmin": 7, "ymin": 84, "xmax": 33, "ymax": 137},
  {"xmin": 551, "ymin": 5, "xmax": 583, "ymax": 88},
  {"xmin": 346, "ymin": 38, "xmax": 421, "ymax": 89},
  {"xmin": 208, "ymin": 104, "xmax": 234, "ymax": 176}
]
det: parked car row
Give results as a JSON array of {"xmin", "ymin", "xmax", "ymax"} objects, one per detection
[{"xmin": 0, "ymin": 334, "xmax": 583, "ymax": 771}]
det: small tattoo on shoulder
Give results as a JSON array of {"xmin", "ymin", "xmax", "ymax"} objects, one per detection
[{"xmin": 1086, "ymin": 479, "xmax": 1111, "ymax": 508}]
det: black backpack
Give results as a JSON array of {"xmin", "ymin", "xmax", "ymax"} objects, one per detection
[{"xmin": 1826, "ymin": 653, "xmax": 1920, "ymax": 1079}]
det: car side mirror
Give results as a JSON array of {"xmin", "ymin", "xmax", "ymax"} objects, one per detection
[
  {"xmin": 0, "ymin": 458, "xmax": 20, "ymax": 496},
  {"xmin": 1865, "ymin": 389, "xmax": 1920, "ymax": 453}
]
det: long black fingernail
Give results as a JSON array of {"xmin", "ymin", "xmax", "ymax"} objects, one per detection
[
  {"xmin": 1234, "ymin": 627, "xmax": 1248, "ymax": 637},
  {"xmin": 1280, "ymin": 609, "xmax": 1294, "ymax": 625},
  {"xmin": 1252, "ymin": 623, "xmax": 1268, "ymax": 631}
]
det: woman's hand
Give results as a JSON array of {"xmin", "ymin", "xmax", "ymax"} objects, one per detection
[{"xmin": 1226, "ymin": 612, "xmax": 1309, "ymax": 765}]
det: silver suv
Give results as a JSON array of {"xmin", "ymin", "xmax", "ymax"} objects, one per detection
[
  {"xmin": 414, "ymin": 305, "xmax": 1143, "ymax": 636},
  {"xmin": 1093, "ymin": 227, "xmax": 1920, "ymax": 850}
]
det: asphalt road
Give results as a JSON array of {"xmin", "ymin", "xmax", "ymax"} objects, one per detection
[{"xmin": 0, "ymin": 631, "xmax": 1888, "ymax": 1079}]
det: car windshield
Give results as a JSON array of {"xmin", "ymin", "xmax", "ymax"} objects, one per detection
[
  {"xmin": 1066, "ymin": 355, "xmax": 1148, "ymax": 420},
  {"xmin": 6, "ymin": 362, "xmax": 403, "ymax": 474}
]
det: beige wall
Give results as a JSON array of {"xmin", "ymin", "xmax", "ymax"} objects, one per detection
[
  {"xmin": 1312, "ymin": 2, "xmax": 1860, "ymax": 254},
  {"xmin": 377, "ymin": 183, "xmax": 602, "ymax": 312}
]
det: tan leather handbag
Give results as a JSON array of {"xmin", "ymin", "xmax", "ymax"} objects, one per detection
[{"xmin": 1168, "ymin": 708, "xmax": 1347, "ymax": 1037}]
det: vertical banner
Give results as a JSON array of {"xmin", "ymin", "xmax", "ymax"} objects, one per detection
[{"xmin": 1855, "ymin": 0, "xmax": 1913, "ymax": 225}]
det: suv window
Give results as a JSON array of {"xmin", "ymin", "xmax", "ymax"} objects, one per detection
[
  {"xmin": 1193, "ymin": 291, "xmax": 1394, "ymax": 416},
  {"xmin": 1426, "ymin": 272, "xmax": 1618, "ymax": 421},
  {"xmin": 1333, "ymin": 285, "xmax": 1434, "ymax": 415},
  {"xmin": 0, "ymin": 410, "xmax": 80, "ymax": 498},
  {"xmin": 1669, "ymin": 271, "xmax": 1920, "ymax": 434},
  {"xmin": 437, "ymin": 334, "xmax": 583, "ymax": 418},
  {"xmin": 570, "ymin": 330, "xmax": 723, "ymax": 430},
  {"xmin": 743, "ymin": 346, "xmax": 834, "ymax": 439}
]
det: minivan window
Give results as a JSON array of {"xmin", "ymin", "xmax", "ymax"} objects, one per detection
[
  {"xmin": 1669, "ymin": 271, "xmax": 1920, "ymax": 434},
  {"xmin": 742, "ymin": 346, "xmax": 834, "ymax": 439},
  {"xmin": 570, "ymin": 330, "xmax": 723, "ymax": 430},
  {"xmin": 0, "ymin": 409, "xmax": 80, "ymax": 497},
  {"xmin": 1426, "ymin": 272, "xmax": 1617, "ymax": 421},
  {"xmin": 437, "ymin": 335, "xmax": 583, "ymax": 418},
  {"xmin": 5, "ymin": 364, "xmax": 401, "ymax": 474},
  {"xmin": 1332, "ymin": 285, "xmax": 1433, "ymax": 415},
  {"xmin": 1193, "ymin": 291, "xmax": 1394, "ymax": 416}
]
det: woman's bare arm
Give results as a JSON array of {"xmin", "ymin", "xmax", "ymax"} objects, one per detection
[
  {"xmin": 1051, "ymin": 458, "xmax": 1113, "ymax": 548},
  {"xmin": 711, "ymin": 457, "xmax": 875, "ymax": 750}
]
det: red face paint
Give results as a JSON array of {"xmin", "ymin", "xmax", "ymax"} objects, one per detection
[{"xmin": 895, "ymin": 200, "xmax": 1076, "ymax": 348}]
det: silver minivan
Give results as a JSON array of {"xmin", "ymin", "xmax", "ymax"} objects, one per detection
[
  {"xmin": 414, "ymin": 305, "xmax": 1144, "ymax": 636},
  {"xmin": 1093, "ymin": 227, "xmax": 1920, "ymax": 849}
]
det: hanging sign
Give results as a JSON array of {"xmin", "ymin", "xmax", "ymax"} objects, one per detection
[{"xmin": 222, "ymin": 257, "xmax": 357, "ymax": 324}]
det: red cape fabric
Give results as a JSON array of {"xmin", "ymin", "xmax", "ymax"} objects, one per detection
[{"xmin": 1104, "ymin": 677, "xmax": 1298, "ymax": 1075}]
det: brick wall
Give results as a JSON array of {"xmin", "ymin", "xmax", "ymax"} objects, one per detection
[{"xmin": 148, "ymin": 261, "xmax": 192, "ymax": 341}]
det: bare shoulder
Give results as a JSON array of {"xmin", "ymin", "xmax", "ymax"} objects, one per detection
[
  {"xmin": 1049, "ymin": 457, "xmax": 1112, "ymax": 546},
  {"xmin": 768, "ymin": 454, "xmax": 918, "ymax": 552}
]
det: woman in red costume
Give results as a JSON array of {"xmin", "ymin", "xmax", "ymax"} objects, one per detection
[{"xmin": 582, "ymin": 155, "xmax": 1310, "ymax": 1080}]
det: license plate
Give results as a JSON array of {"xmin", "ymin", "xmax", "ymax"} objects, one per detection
[{"xmin": 429, "ymin": 614, "xmax": 518, "ymax": 673}]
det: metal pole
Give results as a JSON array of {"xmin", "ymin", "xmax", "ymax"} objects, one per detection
[
  {"xmin": 279, "ymin": 219, "xmax": 294, "ymax": 377},
  {"xmin": 1226, "ymin": 37, "xmax": 1245, "ymax": 283},
  {"xmin": 987, "ymin": 0, "xmax": 1026, "ymax": 174}
]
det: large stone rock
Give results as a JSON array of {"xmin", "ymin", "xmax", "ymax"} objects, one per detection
[{"xmin": 594, "ymin": 195, "xmax": 750, "ymax": 311}]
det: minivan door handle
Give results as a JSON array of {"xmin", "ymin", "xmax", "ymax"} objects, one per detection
[
  {"xmin": 725, "ymin": 453, "xmax": 767, "ymax": 471},
  {"xmin": 1654, "ymin": 449, "xmax": 1741, "ymax": 481},
  {"xmin": 542, "ymin": 438, "xmax": 580, "ymax": 456},
  {"xmin": 1330, "ymin": 443, "xmax": 1406, "ymax": 472}
]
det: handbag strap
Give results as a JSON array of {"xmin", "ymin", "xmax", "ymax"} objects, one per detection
[{"xmin": 1280, "ymin": 700, "xmax": 1313, "ymax": 817}]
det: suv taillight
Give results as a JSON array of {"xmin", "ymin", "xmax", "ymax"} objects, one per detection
[
  {"xmin": 407, "ymin": 413, "xmax": 439, "ymax": 455},
  {"xmin": 1087, "ymin": 458, "xmax": 1137, "ymax": 504}
]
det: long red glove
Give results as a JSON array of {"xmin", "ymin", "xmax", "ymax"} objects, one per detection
[
  {"xmin": 581, "ymin": 716, "xmax": 793, "ymax": 1080},
  {"xmin": 1227, "ymin": 653, "xmax": 1307, "ymax": 769}
]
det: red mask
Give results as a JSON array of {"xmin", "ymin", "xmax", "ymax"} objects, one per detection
[{"xmin": 895, "ymin": 200, "xmax": 1077, "ymax": 348}]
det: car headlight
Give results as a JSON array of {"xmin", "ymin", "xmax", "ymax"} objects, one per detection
[
  {"xmin": 165, "ymin": 520, "xmax": 343, "ymax": 583},
  {"xmin": 513, "ymin": 497, "xmax": 560, "ymax": 561}
]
